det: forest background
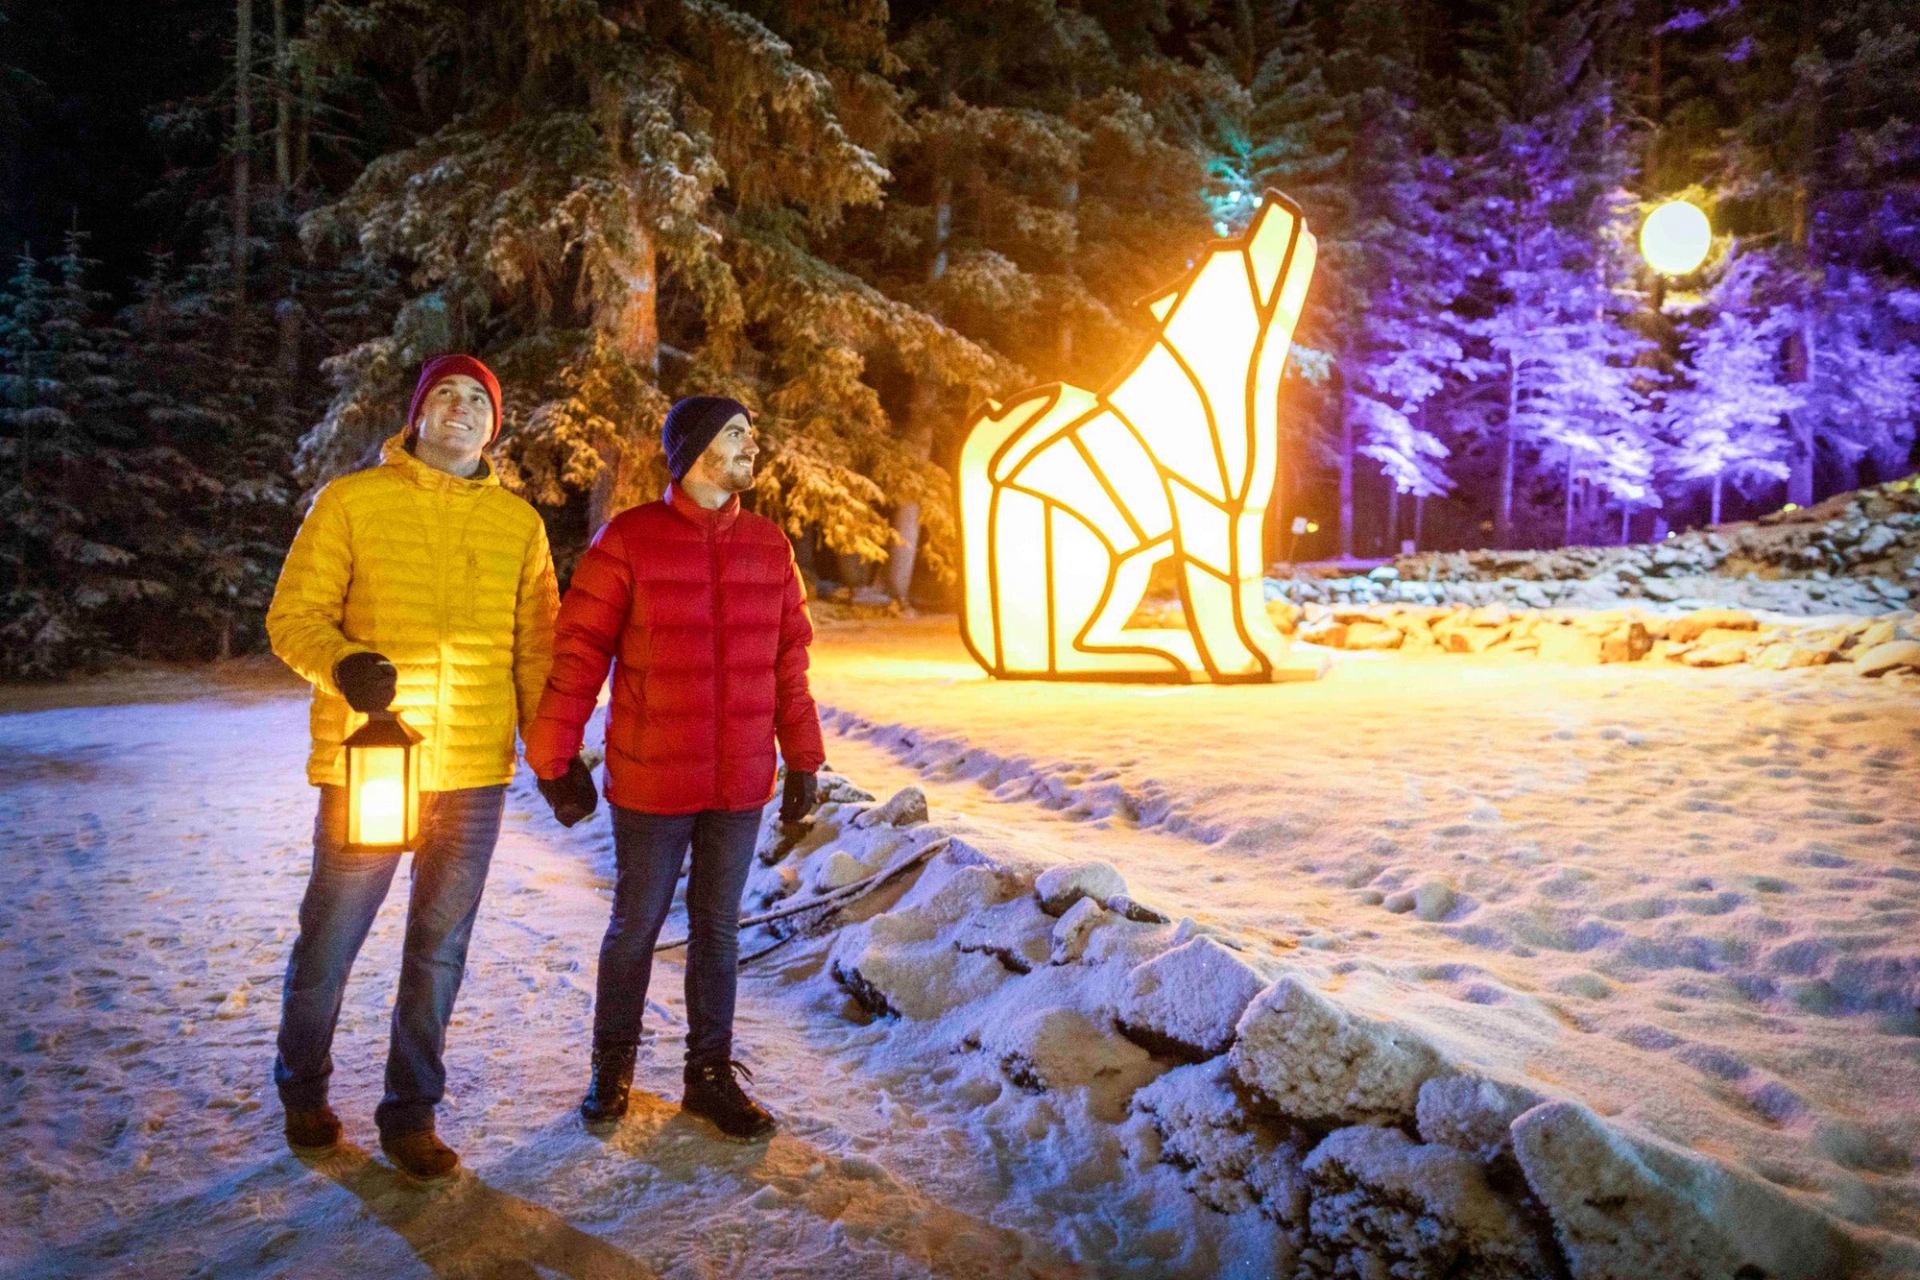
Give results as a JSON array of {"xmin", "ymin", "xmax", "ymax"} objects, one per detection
[{"xmin": 2, "ymin": 0, "xmax": 1915, "ymax": 677}]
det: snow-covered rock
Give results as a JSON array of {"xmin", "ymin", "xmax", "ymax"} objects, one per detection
[
  {"xmin": 1034, "ymin": 861, "xmax": 1127, "ymax": 916},
  {"xmin": 1854, "ymin": 639, "xmax": 1920, "ymax": 676},
  {"xmin": 950, "ymin": 893, "xmax": 1055, "ymax": 975},
  {"xmin": 1049, "ymin": 895, "xmax": 1107, "ymax": 964},
  {"xmin": 1229, "ymin": 977, "xmax": 1449, "ymax": 1127},
  {"xmin": 972, "ymin": 1004, "xmax": 1155, "ymax": 1098},
  {"xmin": 849, "ymin": 784, "xmax": 929, "ymax": 829},
  {"xmin": 1127, "ymin": 1059, "xmax": 1309, "ymax": 1222},
  {"xmin": 1416, "ymin": 1073, "xmax": 1550, "ymax": 1164},
  {"xmin": 1512, "ymin": 1101, "xmax": 1850, "ymax": 1280},
  {"xmin": 1299, "ymin": 1125, "xmax": 1556, "ymax": 1280},
  {"xmin": 1111, "ymin": 937, "xmax": 1268, "ymax": 1061}
]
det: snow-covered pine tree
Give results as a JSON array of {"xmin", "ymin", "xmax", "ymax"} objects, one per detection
[
  {"xmin": 295, "ymin": 0, "xmax": 1006, "ymax": 586},
  {"xmin": 1454, "ymin": 0, "xmax": 1656, "ymax": 548},
  {"xmin": 1700, "ymin": 0, "xmax": 1920, "ymax": 502},
  {"xmin": 1663, "ymin": 248, "xmax": 1801, "ymax": 524},
  {"xmin": 1226, "ymin": 0, "xmax": 1475, "ymax": 556},
  {"xmin": 0, "ymin": 232, "xmax": 161, "ymax": 676},
  {"xmin": 851, "ymin": 1, "xmax": 1213, "ymax": 600}
]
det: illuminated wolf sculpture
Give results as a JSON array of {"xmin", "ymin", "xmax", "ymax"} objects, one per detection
[{"xmin": 957, "ymin": 191, "xmax": 1318, "ymax": 683}]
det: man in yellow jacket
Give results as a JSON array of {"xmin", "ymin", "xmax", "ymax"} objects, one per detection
[{"xmin": 265, "ymin": 354, "xmax": 560, "ymax": 1181}]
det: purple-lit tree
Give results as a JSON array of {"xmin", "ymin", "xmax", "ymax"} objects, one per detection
[{"xmin": 1664, "ymin": 249, "xmax": 1802, "ymax": 524}]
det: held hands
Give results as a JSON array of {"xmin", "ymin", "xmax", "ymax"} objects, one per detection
[
  {"xmin": 779, "ymin": 769, "xmax": 818, "ymax": 825},
  {"xmin": 334, "ymin": 651, "xmax": 397, "ymax": 713},
  {"xmin": 538, "ymin": 756, "xmax": 600, "ymax": 828}
]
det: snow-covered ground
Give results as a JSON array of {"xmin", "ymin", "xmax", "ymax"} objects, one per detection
[{"xmin": 2, "ymin": 618, "xmax": 1918, "ymax": 1277}]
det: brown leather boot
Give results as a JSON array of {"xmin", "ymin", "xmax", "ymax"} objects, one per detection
[
  {"xmin": 379, "ymin": 1128, "xmax": 460, "ymax": 1182},
  {"xmin": 284, "ymin": 1103, "xmax": 342, "ymax": 1152}
]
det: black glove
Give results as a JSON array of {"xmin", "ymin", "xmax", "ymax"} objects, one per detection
[
  {"xmin": 334, "ymin": 651, "xmax": 397, "ymax": 713},
  {"xmin": 779, "ymin": 769, "xmax": 818, "ymax": 824},
  {"xmin": 538, "ymin": 756, "xmax": 599, "ymax": 828}
]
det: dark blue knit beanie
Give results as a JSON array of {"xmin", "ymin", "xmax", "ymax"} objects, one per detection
[{"xmin": 662, "ymin": 395, "xmax": 751, "ymax": 480}]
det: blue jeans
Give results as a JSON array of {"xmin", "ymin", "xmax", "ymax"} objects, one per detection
[
  {"xmin": 274, "ymin": 783, "xmax": 504, "ymax": 1136},
  {"xmin": 596, "ymin": 804, "xmax": 761, "ymax": 1064}
]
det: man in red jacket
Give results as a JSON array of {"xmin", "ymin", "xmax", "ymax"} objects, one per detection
[{"xmin": 525, "ymin": 395, "xmax": 824, "ymax": 1141}]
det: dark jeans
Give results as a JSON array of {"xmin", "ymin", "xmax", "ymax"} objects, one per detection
[
  {"xmin": 274, "ymin": 783, "xmax": 505, "ymax": 1136},
  {"xmin": 595, "ymin": 804, "xmax": 761, "ymax": 1065}
]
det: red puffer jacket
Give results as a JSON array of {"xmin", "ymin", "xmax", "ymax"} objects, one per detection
[{"xmin": 524, "ymin": 484, "xmax": 826, "ymax": 813}]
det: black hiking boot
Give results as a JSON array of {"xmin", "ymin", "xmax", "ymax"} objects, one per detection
[
  {"xmin": 284, "ymin": 1103, "xmax": 342, "ymax": 1153},
  {"xmin": 379, "ymin": 1127, "xmax": 460, "ymax": 1182},
  {"xmin": 682, "ymin": 1058, "xmax": 776, "ymax": 1142},
  {"xmin": 580, "ymin": 1043, "xmax": 638, "ymax": 1127}
]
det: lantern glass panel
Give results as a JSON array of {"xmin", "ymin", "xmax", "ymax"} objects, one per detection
[{"xmin": 350, "ymin": 745, "xmax": 408, "ymax": 848}]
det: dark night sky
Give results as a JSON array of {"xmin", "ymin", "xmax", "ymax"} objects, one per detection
[{"xmin": 3, "ymin": 0, "xmax": 229, "ymax": 290}]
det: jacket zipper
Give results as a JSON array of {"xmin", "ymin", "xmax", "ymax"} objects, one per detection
[{"xmin": 709, "ymin": 522, "xmax": 724, "ymax": 800}]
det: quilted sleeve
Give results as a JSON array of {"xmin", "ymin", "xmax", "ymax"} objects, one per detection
[
  {"xmin": 265, "ymin": 483, "xmax": 369, "ymax": 694},
  {"xmin": 772, "ymin": 544, "xmax": 826, "ymax": 772},
  {"xmin": 523, "ymin": 518, "xmax": 633, "ymax": 779},
  {"xmin": 512, "ymin": 514, "xmax": 561, "ymax": 735}
]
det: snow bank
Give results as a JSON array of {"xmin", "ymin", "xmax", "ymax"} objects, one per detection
[{"xmin": 749, "ymin": 767, "xmax": 1903, "ymax": 1279}]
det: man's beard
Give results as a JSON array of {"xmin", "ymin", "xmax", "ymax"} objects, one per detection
[{"xmin": 722, "ymin": 459, "xmax": 756, "ymax": 493}]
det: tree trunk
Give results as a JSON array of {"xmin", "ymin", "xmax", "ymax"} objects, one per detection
[
  {"xmin": 1784, "ymin": 182, "xmax": 1815, "ymax": 507},
  {"xmin": 1563, "ymin": 449, "xmax": 1576, "ymax": 546},
  {"xmin": 231, "ymin": 0, "xmax": 252, "ymax": 354},
  {"xmin": 1336, "ymin": 375, "xmax": 1355, "ymax": 559},
  {"xmin": 1496, "ymin": 356, "xmax": 1520, "ymax": 547},
  {"xmin": 272, "ymin": 0, "xmax": 291, "ymax": 193},
  {"xmin": 1385, "ymin": 484, "xmax": 1400, "ymax": 553},
  {"xmin": 1413, "ymin": 493, "xmax": 1426, "ymax": 551},
  {"xmin": 588, "ymin": 225, "xmax": 660, "ymax": 534},
  {"xmin": 1710, "ymin": 473, "xmax": 1723, "ymax": 526},
  {"xmin": 884, "ymin": 169, "xmax": 952, "ymax": 604},
  {"xmin": 1619, "ymin": 504, "xmax": 1630, "ymax": 544}
]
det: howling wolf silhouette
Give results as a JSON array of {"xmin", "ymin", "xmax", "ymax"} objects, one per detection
[{"xmin": 957, "ymin": 191, "xmax": 1317, "ymax": 683}]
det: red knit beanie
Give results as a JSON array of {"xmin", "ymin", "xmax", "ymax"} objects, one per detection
[{"xmin": 406, "ymin": 354, "xmax": 504, "ymax": 445}]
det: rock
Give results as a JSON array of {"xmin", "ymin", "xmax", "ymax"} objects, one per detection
[
  {"xmin": 1343, "ymin": 620, "xmax": 1404, "ymax": 650},
  {"xmin": 1666, "ymin": 608, "xmax": 1758, "ymax": 642},
  {"xmin": 1299, "ymin": 619, "xmax": 1349, "ymax": 647},
  {"xmin": 976, "ymin": 1005, "xmax": 1152, "ymax": 1097},
  {"xmin": 1854, "ymin": 618, "xmax": 1900, "ymax": 650},
  {"xmin": 1229, "ymin": 977, "xmax": 1449, "ymax": 1126},
  {"xmin": 1679, "ymin": 639, "xmax": 1751, "ymax": 668},
  {"xmin": 1512, "ymin": 1101, "xmax": 1847, "ymax": 1280},
  {"xmin": 1443, "ymin": 624, "xmax": 1509, "ymax": 654},
  {"xmin": 1853, "ymin": 640, "xmax": 1920, "ymax": 676},
  {"xmin": 851, "ymin": 785, "xmax": 929, "ymax": 829},
  {"xmin": 1050, "ymin": 895, "xmax": 1107, "ymax": 963},
  {"xmin": 1035, "ymin": 861, "xmax": 1127, "ymax": 916},
  {"xmin": 1417, "ymin": 1074, "xmax": 1550, "ymax": 1163},
  {"xmin": 1599, "ymin": 621, "xmax": 1652, "ymax": 664},
  {"xmin": 951, "ymin": 894, "xmax": 1055, "ymax": 975},
  {"xmin": 1467, "ymin": 604, "xmax": 1512, "ymax": 627},
  {"xmin": 1750, "ymin": 643, "xmax": 1835, "ymax": 670},
  {"xmin": 829, "ymin": 911, "xmax": 1009, "ymax": 1019},
  {"xmin": 1302, "ymin": 1126, "xmax": 1556, "ymax": 1280},
  {"xmin": 1112, "ymin": 937, "xmax": 1269, "ymax": 1061},
  {"xmin": 1129, "ymin": 1059, "xmax": 1311, "ymax": 1222},
  {"xmin": 1537, "ymin": 626, "xmax": 1603, "ymax": 663}
]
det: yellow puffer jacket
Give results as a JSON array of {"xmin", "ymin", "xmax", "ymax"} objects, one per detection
[{"xmin": 267, "ymin": 434, "xmax": 559, "ymax": 791}]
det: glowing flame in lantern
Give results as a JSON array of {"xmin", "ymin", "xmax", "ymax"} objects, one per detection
[{"xmin": 957, "ymin": 191, "xmax": 1318, "ymax": 682}]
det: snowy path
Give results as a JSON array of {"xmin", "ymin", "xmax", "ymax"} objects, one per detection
[
  {"xmin": 0, "ymin": 681, "xmax": 1098, "ymax": 1279},
  {"xmin": 5, "ymin": 618, "xmax": 1919, "ymax": 1276},
  {"xmin": 805, "ymin": 619, "xmax": 1920, "ymax": 1256}
]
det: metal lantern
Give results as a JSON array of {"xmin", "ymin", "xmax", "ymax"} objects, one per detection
[{"xmin": 342, "ymin": 709, "xmax": 423, "ymax": 853}]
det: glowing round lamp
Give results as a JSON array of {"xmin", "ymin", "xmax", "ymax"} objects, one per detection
[
  {"xmin": 1640, "ymin": 200, "xmax": 1710, "ymax": 276},
  {"xmin": 343, "ymin": 709, "xmax": 423, "ymax": 853}
]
